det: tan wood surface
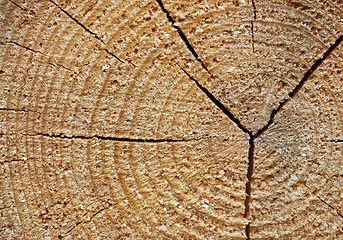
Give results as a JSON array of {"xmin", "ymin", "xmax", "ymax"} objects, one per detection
[{"xmin": 1, "ymin": 0, "xmax": 342, "ymax": 239}]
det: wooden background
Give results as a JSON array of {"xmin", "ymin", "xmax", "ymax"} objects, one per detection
[{"xmin": 1, "ymin": 0, "xmax": 342, "ymax": 239}]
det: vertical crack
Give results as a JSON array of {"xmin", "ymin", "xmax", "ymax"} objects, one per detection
[
  {"xmin": 250, "ymin": 21, "xmax": 255, "ymax": 53},
  {"xmin": 244, "ymin": 134, "xmax": 254, "ymax": 240},
  {"xmin": 155, "ymin": 0, "xmax": 211, "ymax": 75},
  {"xmin": 178, "ymin": 65, "xmax": 255, "ymax": 240},
  {"xmin": 251, "ymin": 0, "xmax": 256, "ymax": 53},
  {"xmin": 251, "ymin": 0, "xmax": 257, "ymax": 19}
]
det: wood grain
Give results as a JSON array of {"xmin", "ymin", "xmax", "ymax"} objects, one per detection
[{"xmin": 1, "ymin": 0, "xmax": 342, "ymax": 239}]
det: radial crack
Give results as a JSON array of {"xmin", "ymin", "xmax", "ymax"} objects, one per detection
[
  {"xmin": 48, "ymin": 0, "xmax": 126, "ymax": 64},
  {"xmin": 27, "ymin": 132, "xmax": 197, "ymax": 143},
  {"xmin": 10, "ymin": 41, "xmax": 43, "ymax": 54},
  {"xmin": 48, "ymin": 0, "xmax": 104, "ymax": 43},
  {"xmin": 178, "ymin": 65, "xmax": 251, "ymax": 135},
  {"xmin": 179, "ymin": 63, "xmax": 256, "ymax": 231},
  {"xmin": 316, "ymin": 195, "xmax": 343, "ymax": 219},
  {"xmin": 9, "ymin": 0, "xmax": 35, "ymax": 15},
  {"xmin": 255, "ymin": 35, "xmax": 343, "ymax": 138},
  {"xmin": 155, "ymin": 0, "xmax": 211, "ymax": 75},
  {"xmin": 48, "ymin": 62, "xmax": 77, "ymax": 74},
  {"xmin": 9, "ymin": 41, "xmax": 77, "ymax": 74},
  {"xmin": 103, "ymin": 48, "xmax": 125, "ymax": 64}
]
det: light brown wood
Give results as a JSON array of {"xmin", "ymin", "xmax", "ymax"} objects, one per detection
[{"xmin": 0, "ymin": 0, "xmax": 342, "ymax": 239}]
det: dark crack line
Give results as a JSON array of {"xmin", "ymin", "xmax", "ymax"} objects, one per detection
[
  {"xmin": 48, "ymin": 0, "xmax": 104, "ymax": 43},
  {"xmin": 10, "ymin": 41, "xmax": 43, "ymax": 54},
  {"xmin": 246, "ymin": 34, "xmax": 343, "ymax": 240},
  {"xmin": 178, "ymin": 65, "xmax": 256, "ymax": 231},
  {"xmin": 1, "ymin": 158, "xmax": 37, "ymax": 164},
  {"xmin": 65, "ymin": 226, "xmax": 75, "ymax": 235},
  {"xmin": 104, "ymin": 49, "xmax": 137, "ymax": 67},
  {"xmin": 0, "ymin": 107, "xmax": 29, "ymax": 113},
  {"xmin": 9, "ymin": 41, "xmax": 78, "ymax": 74},
  {"xmin": 27, "ymin": 133, "xmax": 196, "ymax": 143},
  {"xmin": 244, "ymin": 136, "xmax": 254, "ymax": 240},
  {"xmin": 250, "ymin": 21, "xmax": 255, "ymax": 53},
  {"xmin": 251, "ymin": 0, "xmax": 256, "ymax": 53},
  {"xmin": 176, "ymin": 32, "xmax": 342, "ymax": 240},
  {"xmin": 48, "ymin": 62, "xmax": 77, "ymax": 74},
  {"xmin": 324, "ymin": 140, "xmax": 343, "ymax": 143},
  {"xmin": 91, "ymin": 208, "xmax": 105, "ymax": 219},
  {"xmin": 48, "ymin": 0, "xmax": 126, "ymax": 64},
  {"xmin": 316, "ymin": 196, "xmax": 343, "ymax": 219},
  {"xmin": 9, "ymin": 0, "xmax": 35, "ymax": 16},
  {"xmin": 178, "ymin": 65, "xmax": 251, "ymax": 135},
  {"xmin": 251, "ymin": 0, "xmax": 257, "ymax": 19},
  {"xmin": 103, "ymin": 49, "xmax": 125, "ymax": 64},
  {"xmin": 255, "ymin": 34, "xmax": 343, "ymax": 138},
  {"xmin": 155, "ymin": 0, "xmax": 211, "ymax": 75},
  {"xmin": 64, "ymin": 208, "xmax": 105, "ymax": 236}
]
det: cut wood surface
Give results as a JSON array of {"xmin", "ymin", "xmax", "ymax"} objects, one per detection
[{"xmin": 0, "ymin": 0, "xmax": 342, "ymax": 239}]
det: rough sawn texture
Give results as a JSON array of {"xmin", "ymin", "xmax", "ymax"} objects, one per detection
[{"xmin": 0, "ymin": 0, "xmax": 342, "ymax": 239}]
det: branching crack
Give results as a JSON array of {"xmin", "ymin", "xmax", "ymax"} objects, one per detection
[
  {"xmin": 26, "ymin": 132, "xmax": 197, "ymax": 143},
  {"xmin": 178, "ymin": 66, "xmax": 255, "ymax": 240},
  {"xmin": 155, "ymin": 0, "xmax": 211, "ymax": 75},
  {"xmin": 48, "ymin": 0, "xmax": 128, "ymax": 65},
  {"xmin": 255, "ymin": 34, "xmax": 343, "ymax": 138},
  {"xmin": 7, "ymin": 2, "xmax": 342, "ymax": 239},
  {"xmin": 177, "ymin": 24, "xmax": 342, "ymax": 240}
]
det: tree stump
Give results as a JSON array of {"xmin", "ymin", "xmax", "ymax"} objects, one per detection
[{"xmin": 1, "ymin": 0, "xmax": 342, "ymax": 239}]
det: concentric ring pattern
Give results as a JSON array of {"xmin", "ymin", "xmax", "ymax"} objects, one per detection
[
  {"xmin": 252, "ymin": 41, "xmax": 343, "ymax": 239},
  {"xmin": 1, "ymin": 0, "xmax": 343, "ymax": 239},
  {"xmin": 1, "ymin": 0, "xmax": 248, "ymax": 239},
  {"xmin": 162, "ymin": 0, "xmax": 343, "ymax": 133}
]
